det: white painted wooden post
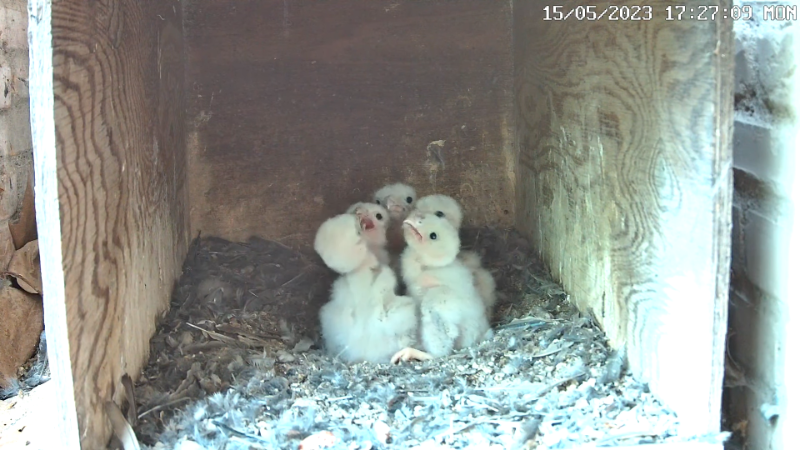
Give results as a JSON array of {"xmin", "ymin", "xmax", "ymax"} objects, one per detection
[
  {"xmin": 782, "ymin": 9, "xmax": 800, "ymax": 450},
  {"xmin": 27, "ymin": 0, "xmax": 81, "ymax": 447}
]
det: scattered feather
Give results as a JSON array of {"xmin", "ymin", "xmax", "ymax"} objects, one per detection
[
  {"xmin": 106, "ymin": 401, "xmax": 142, "ymax": 450},
  {"xmin": 133, "ymin": 229, "xmax": 682, "ymax": 449}
]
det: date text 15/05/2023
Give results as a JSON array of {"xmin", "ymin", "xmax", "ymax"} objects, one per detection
[{"xmin": 542, "ymin": 5, "xmax": 797, "ymax": 21}]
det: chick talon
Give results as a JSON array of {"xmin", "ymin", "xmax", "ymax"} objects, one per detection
[{"xmin": 391, "ymin": 347, "xmax": 433, "ymax": 364}]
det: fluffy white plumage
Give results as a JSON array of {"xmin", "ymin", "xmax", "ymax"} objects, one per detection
[
  {"xmin": 413, "ymin": 194, "xmax": 497, "ymax": 316},
  {"xmin": 320, "ymin": 264, "xmax": 418, "ymax": 364},
  {"xmin": 374, "ymin": 183, "xmax": 417, "ymax": 256},
  {"xmin": 459, "ymin": 249, "xmax": 497, "ymax": 316},
  {"xmin": 374, "ymin": 183, "xmax": 417, "ymax": 221},
  {"xmin": 346, "ymin": 201, "xmax": 391, "ymax": 266},
  {"xmin": 314, "ymin": 212, "xmax": 417, "ymax": 364},
  {"xmin": 393, "ymin": 212, "xmax": 491, "ymax": 362},
  {"xmin": 414, "ymin": 194, "xmax": 464, "ymax": 228},
  {"xmin": 313, "ymin": 213, "xmax": 371, "ymax": 274}
]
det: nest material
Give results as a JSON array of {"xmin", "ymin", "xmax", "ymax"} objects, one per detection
[{"xmin": 133, "ymin": 228, "xmax": 684, "ymax": 449}]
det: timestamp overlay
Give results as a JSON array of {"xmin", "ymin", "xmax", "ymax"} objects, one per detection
[{"xmin": 541, "ymin": 4, "xmax": 798, "ymax": 21}]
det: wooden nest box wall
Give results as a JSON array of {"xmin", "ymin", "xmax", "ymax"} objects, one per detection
[{"xmin": 27, "ymin": 0, "xmax": 733, "ymax": 447}]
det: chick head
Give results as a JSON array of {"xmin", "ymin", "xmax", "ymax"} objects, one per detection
[
  {"xmin": 314, "ymin": 213, "xmax": 375, "ymax": 274},
  {"xmin": 414, "ymin": 194, "xmax": 464, "ymax": 229},
  {"xmin": 346, "ymin": 201, "xmax": 389, "ymax": 247},
  {"xmin": 402, "ymin": 211, "xmax": 460, "ymax": 267},
  {"xmin": 374, "ymin": 183, "xmax": 417, "ymax": 221}
]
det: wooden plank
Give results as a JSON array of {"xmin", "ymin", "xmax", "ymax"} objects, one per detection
[
  {"xmin": 28, "ymin": 0, "xmax": 80, "ymax": 447},
  {"xmin": 28, "ymin": 1, "xmax": 80, "ymax": 447},
  {"xmin": 783, "ymin": 46, "xmax": 800, "ymax": 450},
  {"xmin": 31, "ymin": 0, "xmax": 190, "ymax": 447},
  {"xmin": 1, "ymin": 0, "xmax": 35, "ymax": 269},
  {"xmin": 513, "ymin": 1, "xmax": 733, "ymax": 436},
  {"xmin": 184, "ymin": 0, "xmax": 515, "ymax": 244}
]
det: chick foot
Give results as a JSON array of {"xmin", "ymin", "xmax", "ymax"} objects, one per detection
[{"xmin": 391, "ymin": 347, "xmax": 433, "ymax": 364}]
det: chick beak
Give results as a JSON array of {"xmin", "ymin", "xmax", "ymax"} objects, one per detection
[
  {"xmin": 402, "ymin": 218, "xmax": 423, "ymax": 241},
  {"xmin": 386, "ymin": 197, "xmax": 405, "ymax": 215},
  {"xmin": 360, "ymin": 216, "xmax": 375, "ymax": 231}
]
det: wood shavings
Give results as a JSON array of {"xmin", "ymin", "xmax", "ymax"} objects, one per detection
[{"xmin": 133, "ymin": 228, "xmax": 685, "ymax": 449}]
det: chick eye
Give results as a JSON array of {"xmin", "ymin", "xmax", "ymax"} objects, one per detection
[
  {"xmin": 376, "ymin": 213, "xmax": 383, "ymax": 220},
  {"xmin": 376, "ymin": 199, "xmax": 381, "ymax": 205},
  {"xmin": 429, "ymin": 232, "xmax": 437, "ymax": 240},
  {"xmin": 435, "ymin": 211, "xmax": 445, "ymax": 218},
  {"xmin": 406, "ymin": 197, "xmax": 413, "ymax": 204}
]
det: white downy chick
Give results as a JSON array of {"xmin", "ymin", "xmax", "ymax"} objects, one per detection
[
  {"xmin": 415, "ymin": 194, "xmax": 464, "ymax": 228},
  {"xmin": 414, "ymin": 194, "xmax": 497, "ymax": 316},
  {"xmin": 316, "ymin": 214, "xmax": 418, "ymax": 364},
  {"xmin": 392, "ymin": 212, "xmax": 491, "ymax": 363},
  {"xmin": 346, "ymin": 202, "xmax": 390, "ymax": 266},
  {"xmin": 458, "ymin": 250, "xmax": 497, "ymax": 317},
  {"xmin": 321, "ymin": 266, "xmax": 418, "ymax": 364},
  {"xmin": 314, "ymin": 213, "xmax": 371, "ymax": 274},
  {"xmin": 374, "ymin": 182, "xmax": 417, "ymax": 221},
  {"xmin": 374, "ymin": 183, "xmax": 417, "ymax": 255}
]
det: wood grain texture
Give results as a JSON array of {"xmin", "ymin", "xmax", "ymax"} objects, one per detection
[
  {"xmin": 513, "ymin": 1, "xmax": 733, "ymax": 436},
  {"xmin": 184, "ymin": 0, "xmax": 515, "ymax": 244},
  {"xmin": 1, "ymin": 0, "xmax": 34, "ymax": 270},
  {"xmin": 43, "ymin": 0, "xmax": 189, "ymax": 447}
]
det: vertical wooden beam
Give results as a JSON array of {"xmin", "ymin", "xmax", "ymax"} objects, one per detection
[
  {"xmin": 27, "ymin": 0, "xmax": 81, "ymax": 448},
  {"xmin": 513, "ymin": 1, "xmax": 733, "ymax": 436},
  {"xmin": 782, "ymin": 16, "xmax": 800, "ymax": 450},
  {"xmin": 30, "ymin": 0, "xmax": 190, "ymax": 447},
  {"xmin": 783, "ymin": 140, "xmax": 799, "ymax": 450},
  {"xmin": 709, "ymin": 2, "xmax": 736, "ymax": 435}
]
